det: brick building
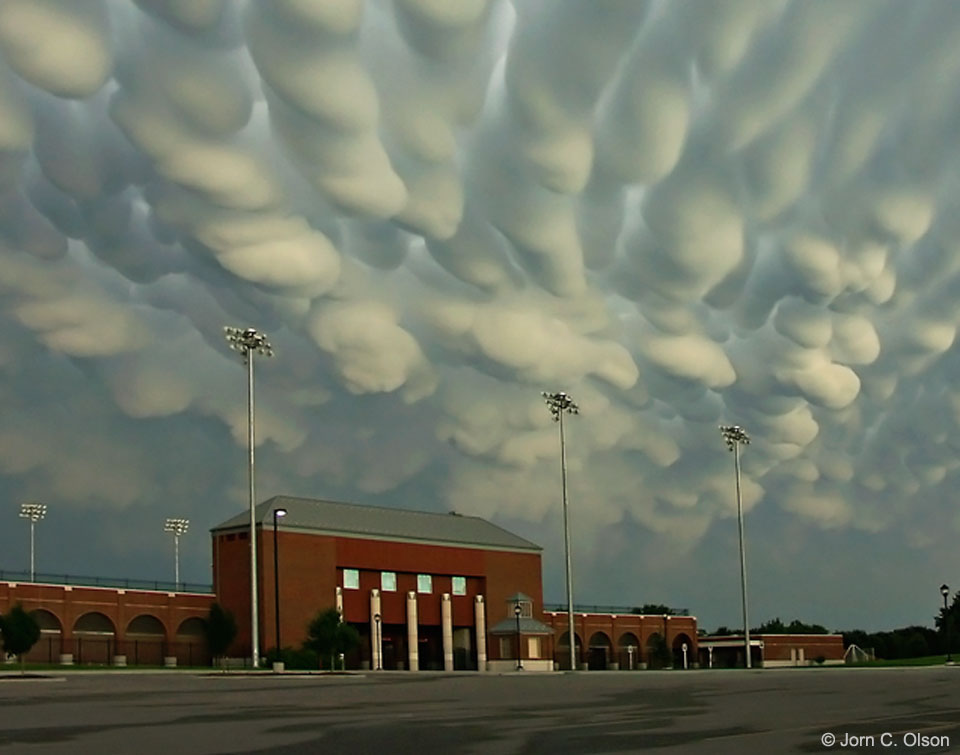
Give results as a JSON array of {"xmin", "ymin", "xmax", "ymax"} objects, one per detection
[
  {"xmin": 0, "ymin": 580, "xmax": 212, "ymax": 666},
  {"xmin": 211, "ymin": 496, "xmax": 550, "ymax": 670},
  {"xmin": 211, "ymin": 495, "xmax": 699, "ymax": 671},
  {"xmin": 698, "ymin": 634, "xmax": 845, "ymax": 668}
]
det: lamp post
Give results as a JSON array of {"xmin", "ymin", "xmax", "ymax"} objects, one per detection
[
  {"xmin": 543, "ymin": 391, "xmax": 579, "ymax": 672},
  {"xmin": 19, "ymin": 503, "xmax": 46, "ymax": 581},
  {"xmin": 224, "ymin": 326, "xmax": 274, "ymax": 669},
  {"xmin": 273, "ymin": 508, "xmax": 287, "ymax": 660},
  {"xmin": 514, "ymin": 603, "xmax": 523, "ymax": 671},
  {"xmin": 942, "ymin": 584, "xmax": 952, "ymax": 663},
  {"xmin": 163, "ymin": 518, "xmax": 189, "ymax": 588},
  {"xmin": 374, "ymin": 613, "xmax": 382, "ymax": 670},
  {"xmin": 720, "ymin": 424, "xmax": 752, "ymax": 669}
]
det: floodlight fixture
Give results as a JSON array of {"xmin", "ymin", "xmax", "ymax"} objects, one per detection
[
  {"xmin": 719, "ymin": 424, "xmax": 752, "ymax": 669},
  {"xmin": 543, "ymin": 390, "xmax": 580, "ymax": 672},
  {"xmin": 164, "ymin": 517, "xmax": 189, "ymax": 587},
  {"xmin": 19, "ymin": 502, "xmax": 47, "ymax": 581},
  {"xmin": 224, "ymin": 325, "xmax": 275, "ymax": 669}
]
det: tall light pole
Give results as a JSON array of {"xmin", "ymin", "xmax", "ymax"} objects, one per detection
[
  {"xmin": 19, "ymin": 503, "xmax": 46, "ymax": 581},
  {"xmin": 163, "ymin": 517, "xmax": 189, "ymax": 588},
  {"xmin": 941, "ymin": 584, "xmax": 952, "ymax": 663},
  {"xmin": 543, "ymin": 390, "xmax": 579, "ymax": 671},
  {"xmin": 374, "ymin": 613, "xmax": 382, "ymax": 671},
  {"xmin": 720, "ymin": 424, "xmax": 752, "ymax": 669},
  {"xmin": 225, "ymin": 326, "xmax": 274, "ymax": 668},
  {"xmin": 514, "ymin": 603, "xmax": 523, "ymax": 671},
  {"xmin": 273, "ymin": 507, "xmax": 287, "ymax": 659}
]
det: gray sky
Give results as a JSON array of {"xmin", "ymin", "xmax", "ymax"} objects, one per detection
[{"xmin": 1, "ymin": 0, "xmax": 958, "ymax": 632}]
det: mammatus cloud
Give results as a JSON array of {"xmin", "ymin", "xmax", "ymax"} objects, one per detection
[{"xmin": 1, "ymin": 0, "xmax": 960, "ymax": 628}]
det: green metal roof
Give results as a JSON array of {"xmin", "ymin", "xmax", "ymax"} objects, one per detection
[
  {"xmin": 489, "ymin": 616, "xmax": 555, "ymax": 635},
  {"xmin": 212, "ymin": 495, "xmax": 542, "ymax": 553}
]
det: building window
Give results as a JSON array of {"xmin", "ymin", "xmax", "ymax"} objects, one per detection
[
  {"xmin": 343, "ymin": 568, "xmax": 359, "ymax": 590},
  {"xmin": 499, "ymin": 637, "xmax": 512, "ymax": 659},
  {"xmin": 417, "ymin": 574, "xmax": 432, "ymax": 594},
  {"xmin": 381, "ymin": 571, "xmax": 396, "ymax": 592},
  {"xmin": 452, "ymin": 576, "xmax": 466, "ymax": 596},
  {"xmin": 527, "ymin": 637, "xmax": 541, "ymax": 659}
]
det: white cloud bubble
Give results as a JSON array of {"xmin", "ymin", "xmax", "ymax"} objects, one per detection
[{"xmin": 6, "ymin": 1, "xmax": 960, "ymax": 628}]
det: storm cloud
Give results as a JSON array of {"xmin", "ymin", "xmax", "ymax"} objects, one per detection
[{"xmin": 0, "ymin": 0, "xmax": 958, "ymax": 629}]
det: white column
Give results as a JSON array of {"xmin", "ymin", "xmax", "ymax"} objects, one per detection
[
  {"xmin": 475, "ymin": 595, "xmax": 487, "ymax": 672},
  {"xmin": 441, "ymin": 593, "xmax": 454, "ymax": 671},
  {"xmin": 369, "ymin": 589, "xmax": 381, "ymax": 671},
  {"xmin": 406, "ymin": 591, "xmax": 419, "ymax": 671},
  {"xmin": 336, "ymin": 586, "xmax": 343, "ymax": 617}
]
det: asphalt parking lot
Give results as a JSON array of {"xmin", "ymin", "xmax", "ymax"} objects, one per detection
[{"xmin": 1, "ymin": 667, "xmax": 958, "ymax": 754}]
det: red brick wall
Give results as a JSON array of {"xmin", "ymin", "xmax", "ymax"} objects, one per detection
[
  {"xmin": 541, "ymin": 611, "xmax": 698, "ymax": 664},
  {"xmin": 216, "ymin": 527, "xmax": 545, "ymax": 655},
  {"xmin": 759, "ymin": 634, "xmax": 845, "ymax": 661}
]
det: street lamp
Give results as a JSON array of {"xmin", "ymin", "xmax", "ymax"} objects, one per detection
[
  {"xmin": 514, "ymin": 603, "xmax": 523, "ymax": 671},
  {"xmin": 720, "ymin": 424, "xmax": 752, "ymax": 669},
  {"xmin": 543, "ymin": 390, "xmax": 579, "ymax": 672},
  {"xmin": 163, "ymin": 518, "xmax": 189, "ymax": 588},
  {"xmin": 224, "ymin": 326, "xmax": 274, "ymax": 668},
  {"xmin": 374, "ymin": 613, "xmax": 382, "ymax": 671},
  {"xmin": 19, "ymin": 503, "xmax": 46, "ymax": 581},
  {"xmin": 273, "ymin": 508, "xmax": 287, "ymax": 660},
  {"xmin": 941, "ymin": 584, "xmax": 952, "ymax": 663}
]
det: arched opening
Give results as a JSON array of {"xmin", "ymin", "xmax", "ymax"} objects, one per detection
[
  {"xmin": 176, "ymin": 617, "xmax": 210, "ymax": 667},
  {"xmin": 556, "ymin": 631, "xmax": 583, "ymax": 670},
  {"xmin": 618, "ymin": 632, "xmax": 640, "ymax": 670},
  {"xmin": 27, "ymin": 609, "xmax": 62, "ymax": 663},
  {"xmin": 587, "ymin": 631, "xmax": 612, "ymax": 670},
  {"xmin": 73, "ymin": 612, "xmax": 116, "ymax": 665},
  {"xmin": 672, "ymin": 632, "xmax": 694, "ymax": 669},
  {"xmin": 127, "ymin": 615, "xmax": 165, "ymax": 636},
  {"xmin": 645, "ymin": 632, "xmax": 670, "ymax": 669},
  {"xmin": 126, "ymin": 614, "xmax": 165, "ymax": 666}
]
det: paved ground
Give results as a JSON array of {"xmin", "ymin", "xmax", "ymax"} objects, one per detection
[{"xmin": 1, "ymin": 667, "xmax": 959, "ymax": 754}]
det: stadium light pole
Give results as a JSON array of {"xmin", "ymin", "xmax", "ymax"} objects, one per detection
[
  {"xmin": 543, "ymin": 391, "xmax": 579, "ymax": 672},
  {"xmin": 941, "ymin": 584, "xmax": 952, "ymax": 663},
  {"xmin": 163, "ymin": 518, "xmax": 190, "ymax": 588},
  {"xmin": 720, "ymin": 424, "xmax": 752, "ymax": 669},
  {"xmin": 273, "ymin": 507, "xmax": 287, "ymax": 659},
  {"xmin": 19, "ymin": 503, "xmax": 46, "ymax": 581},
  {"xmin": 225, "ymin": 326, "xmax": 274, "ymax": 668}
]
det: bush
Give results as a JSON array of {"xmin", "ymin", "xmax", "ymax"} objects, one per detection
[
  {"xmin": 0, "ymin": 604, "xmax": 41, "ymax": 673},
  {"xmin": 304, "ymin": 608, "xmax": 360, "ymax": 670},
  {"xmin": 204, "ymin": 603, "xmax": 238, "ymax": 668}
]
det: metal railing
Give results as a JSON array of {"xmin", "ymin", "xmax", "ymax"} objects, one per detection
[
  {"xmin": 0, "ymin": 569, "xmax": 212, "ymax": 594},
  {"xmin": 543, "ymin": 603, "xmax": 690, "ymax": 616}
]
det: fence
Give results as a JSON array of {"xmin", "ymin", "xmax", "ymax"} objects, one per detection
[
  {"xmin": 19, "ymin": 637, "xmax": 211, "ymax": 667},
  {"xmin": 542, "ymin": 604, "xmax": 690, "ymax": 616},
  {"xmin": 0, "ymin": 569, "xmax": 212, "ymax": 594}
]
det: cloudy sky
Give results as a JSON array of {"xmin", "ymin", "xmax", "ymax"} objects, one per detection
[{"xmin": 2, "ymin": 0, "xmax": 959, "ymax": 633}]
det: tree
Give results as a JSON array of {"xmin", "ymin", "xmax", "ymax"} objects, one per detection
[
  {"xmin": 304, "ymin": 608, "xmax": 360, "ymax": 670},
  {"xmin": 632, "ymin": 604, "xmax": 675, "ymax": 616},
  {"xmin": 0, "ymin": 604, "xmax": 41, "ymax": 673},
  {"xmin": 755, "ymin": 617, "xmax": 829, "ymax": 635},
  {"xmin": 645, "ymin": 633, "xmax": 672, "ymax": 669},
  {"xmin": 204, "ymin": 603, "xmax": 237, "ymax": 669}
]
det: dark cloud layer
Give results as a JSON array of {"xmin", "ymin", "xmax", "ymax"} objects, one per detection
[{"xmin": 0, "ymin": 0, "xmax": 958, "ymax": 631}]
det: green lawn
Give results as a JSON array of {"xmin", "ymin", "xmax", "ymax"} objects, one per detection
[{"xmin": 849, "ymin": 654, "xmax": 954, "ymax": 668}]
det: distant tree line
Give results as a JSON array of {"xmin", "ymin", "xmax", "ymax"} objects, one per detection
[{"xmin": 708, "ymin": 594, "xmax": 960, "ymax": 661}]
